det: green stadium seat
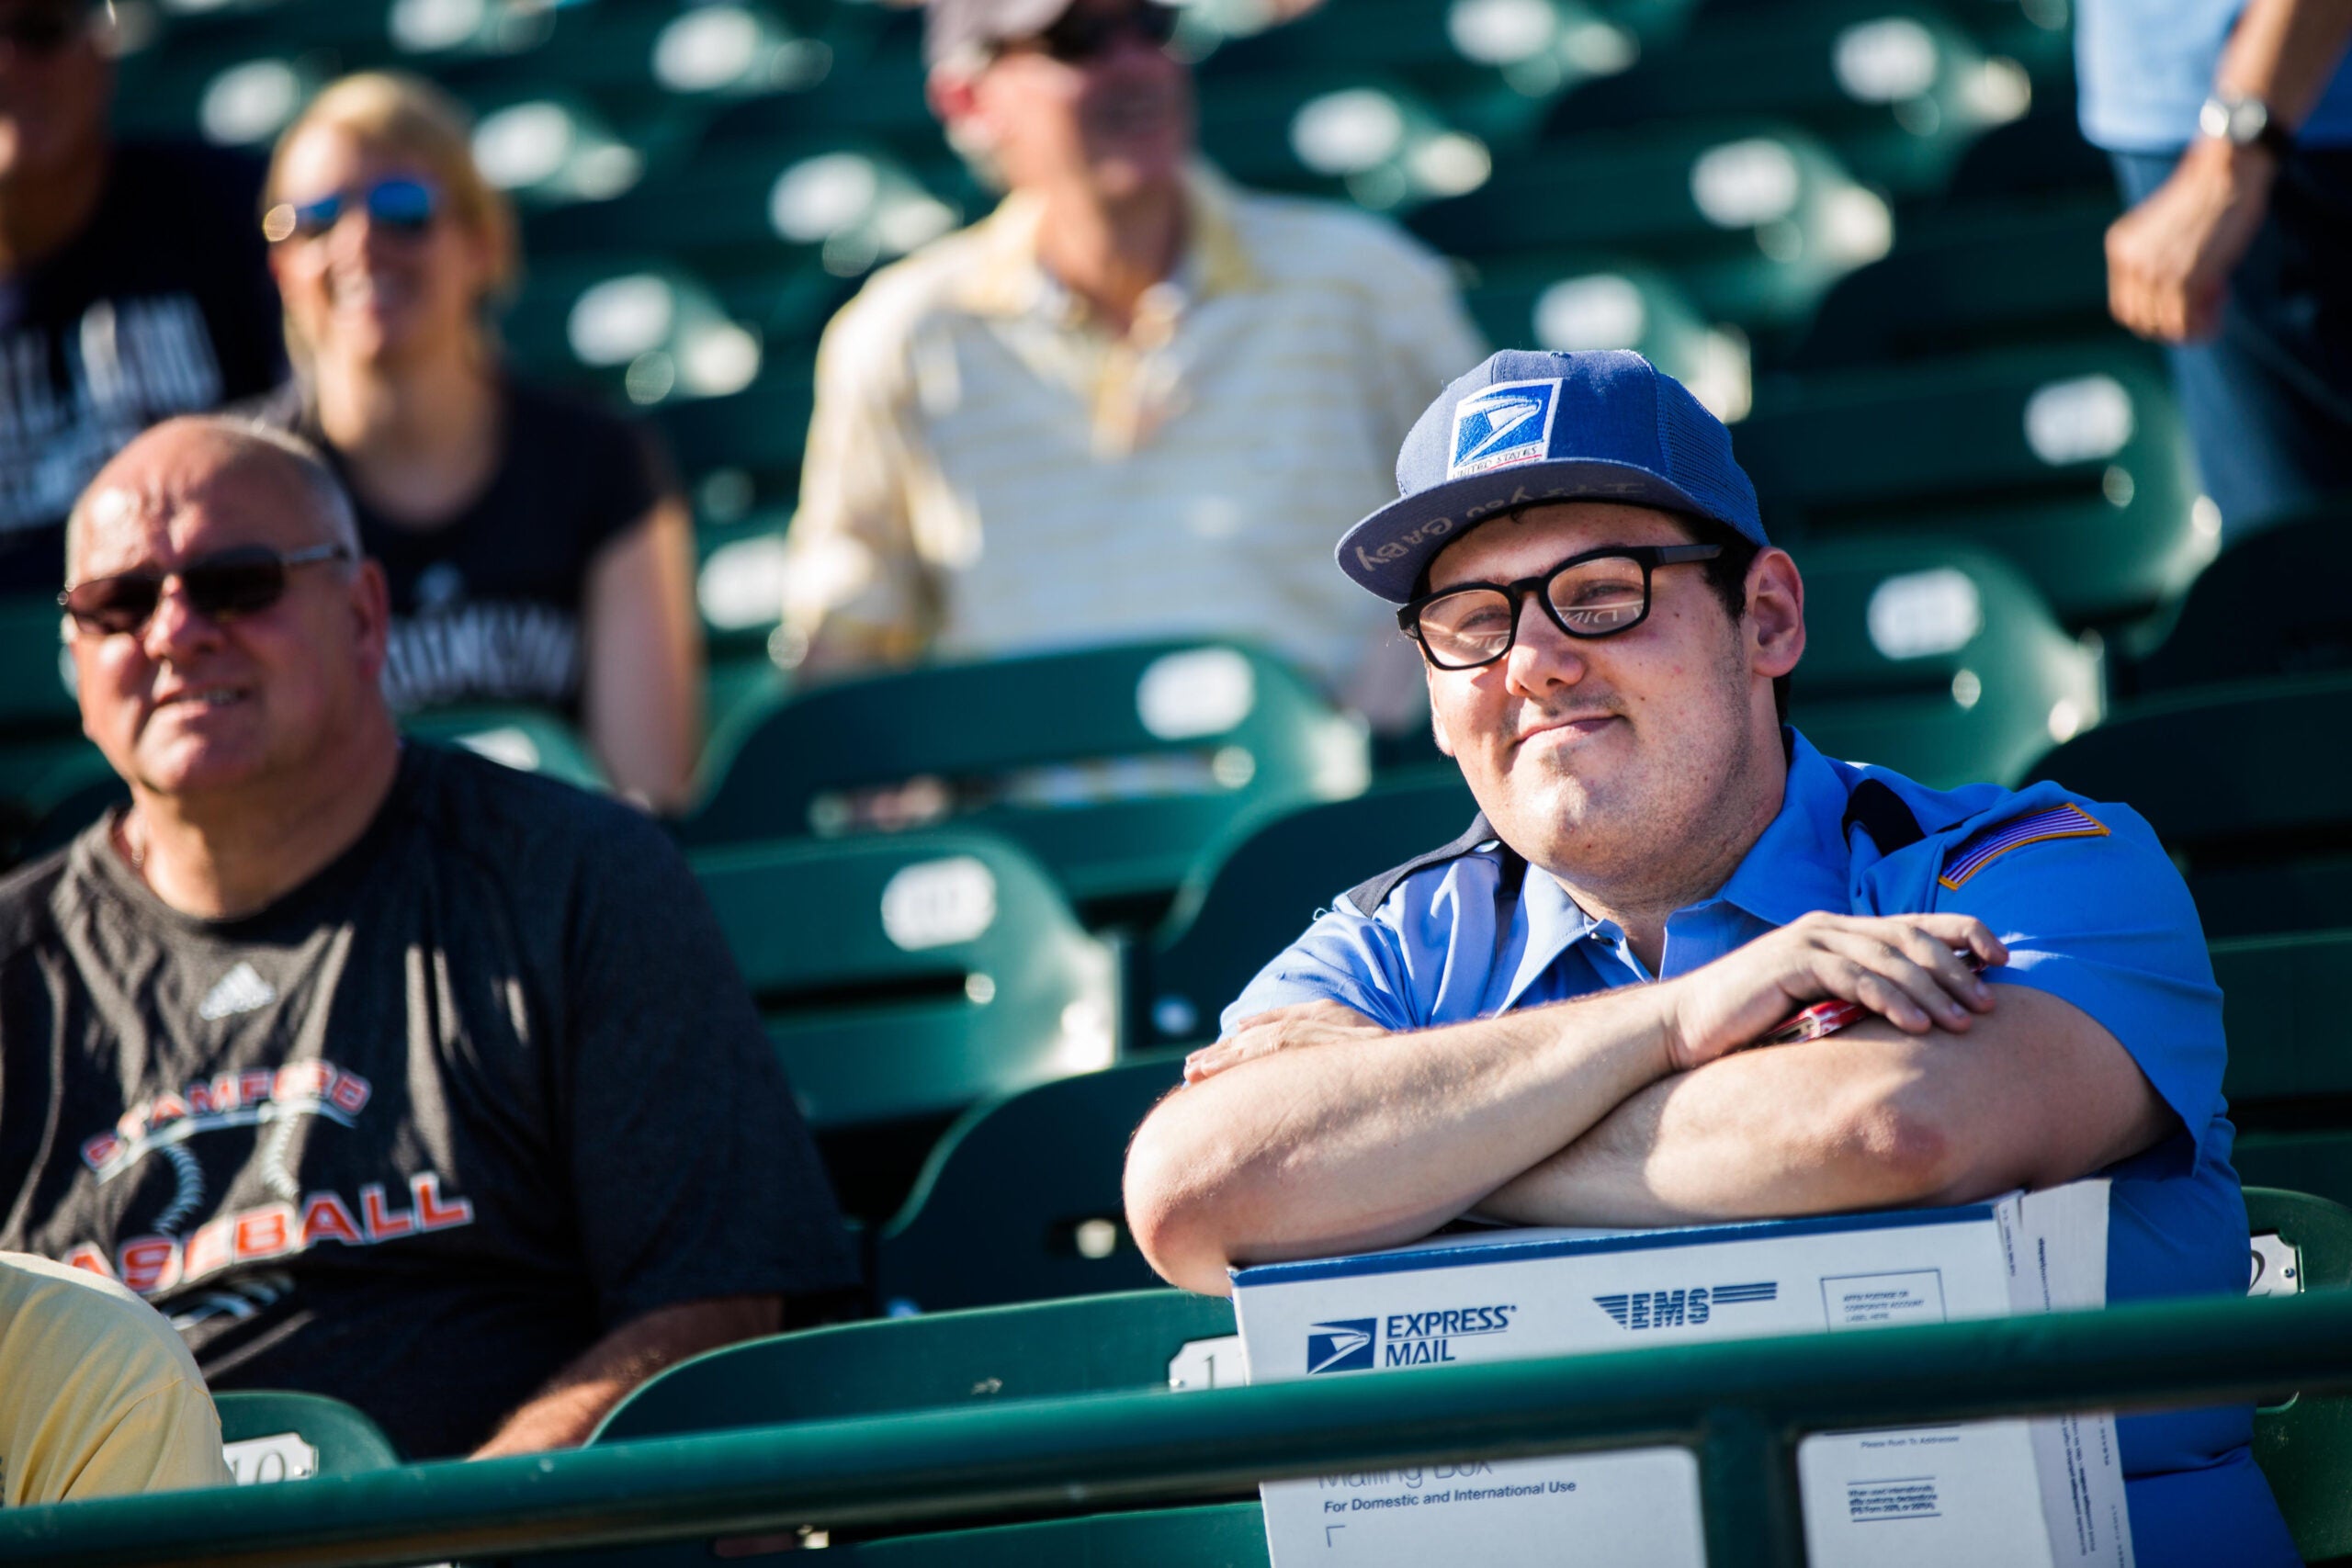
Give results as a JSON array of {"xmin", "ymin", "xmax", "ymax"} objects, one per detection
[
  {"xmin": 871, "ymin": 1053, "xmax": 1189, "ymax": 1314},
  {"xmin": 823, "ymin": 1503, "xmax": 1272, "ymax": 1565},
  {"xmin": 689, "ymin": 829, "xmax": 1116, "ymax": 1213},
  {"xmin": 501, "ymin": 259, "xmax": 764, "ymax": 408},
  {"xmin": 214, "ymin": 1391, "xmax": 402, "ymax": 1483},
  {"xmin": 1937, "ymin": 99, "xmax": 2114, "ymax": 208},
  {"xmin": 2028, "ymin": 672, "xmax": 2352, "ymax": 939},
  {"xmin": 2244, "ymin": 1188, "xmax": 2352, "ymax": 1564},
  {"xmin": 1141, "ymin": 775, "xmax": 1477, "ymax": 1046},
  {"xmin": 1544, "ymin": 0, "xmax": 2028, "ymax": 198},
  {"xmin": 678, "ymin": 641, "xmax": 1372, "ymax": 916},
  {"xmin": 1791, "ymin": 197, "xmax": 2120, "ymax": 369},
  {"xmin": 521, "ymin": 143, "xmax": 960, "ymax": 287},
  {"xmin": 401, "ymin": 707, "xmax": 609, "ymax": 795},
  {"xmin": 1789, "ymin": 538, "xmax": 2102, "ymax": 788},
  {"xmin": 1409, "ymin": 119, "xmax": 1893, "ymax": 327},
  {"xmin": 529, "ymin": 1291, "xmax": 1244, "ymax": 1565},
  {"xmin": 1464, "ymin": 257, "xmax": 1751, "ymax": 421},
  {"xmin": 1194, "ymin": 73, "xmax": 1494, "ymax": 211},
  {"xmin": 1736, "ymin": 347, "xmax": 2207, "ymax": 628},
  {"xmin": 2128, "ymin": 507, "xmax": 2352, "ymax": 698}
]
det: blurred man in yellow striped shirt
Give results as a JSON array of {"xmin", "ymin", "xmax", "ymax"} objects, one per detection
[{"xmin": 781, "ymin": 0, "xmax": 1485, "ymax": 729}]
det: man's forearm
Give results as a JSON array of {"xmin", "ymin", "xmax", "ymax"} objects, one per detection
[
  {"xmin": 2215, "ymin": 0, "xmax": 2352, "ymax": 130},
  {"xmin": 1479, "ymin": 990, "xmax": 2172, "ymax": 1229},
  {"xmin": 1125, "ymin": 987, "xmax": 1680, "ymax": 1294},
  {"xmin": 1476, "ymin": 1037, "xmax": 1949, "ymax": 1228},
  {"xmin": 471, "ymin": 1295, "xmax": 782, "ymax": 1458}
]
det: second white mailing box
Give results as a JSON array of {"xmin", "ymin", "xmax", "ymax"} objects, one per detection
[{"xmin": 1231, "ymin": 1182, "xmax": 2132, "ymax": 1568}]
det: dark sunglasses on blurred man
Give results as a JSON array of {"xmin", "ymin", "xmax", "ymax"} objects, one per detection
[{"xmin": 1006, "ymin": 1, "xmax": 1177, "ymax": 63}]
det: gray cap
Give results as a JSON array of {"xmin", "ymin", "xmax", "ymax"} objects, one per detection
[{"xmin": 924, "ymin": 0, "xmax": 1074, "ymax": 67}]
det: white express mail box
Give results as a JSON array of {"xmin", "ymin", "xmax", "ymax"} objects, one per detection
[{"xmin": 1230, "ymin": 1181, "xmax": 2132, "ymax": 1568}]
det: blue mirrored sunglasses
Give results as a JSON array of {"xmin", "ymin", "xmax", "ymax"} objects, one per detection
[{"xmin": 262, "ymin": 176, "xmax": 439, "ymax": 244}]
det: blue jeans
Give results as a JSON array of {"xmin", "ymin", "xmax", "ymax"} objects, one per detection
[{"xmin": 2111, "ymin": 147, "xmax": 2352, "ymax": 540}]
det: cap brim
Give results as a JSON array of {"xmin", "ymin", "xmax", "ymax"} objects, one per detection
[
  {"xmin": 1336, "ymin": 458, "xmax": 1725, "ymax": 602},
  {"xmin": 925, "ymin": 0, "xmax": 1074, "ymax": 66}
]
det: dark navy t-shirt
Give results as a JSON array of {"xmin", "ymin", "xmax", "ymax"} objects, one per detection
[
  {"xmin": 251, "ymin": 378, "xmax": 668, "ymax": 716},
  {"xmin": 0, "ymin": 142, "xmax": 286, "ymax": 593}
]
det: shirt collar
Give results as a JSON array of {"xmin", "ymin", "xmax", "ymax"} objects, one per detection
[
  {"xmin": 1710, "ymin": 730, "xmax": 1858, "ymax": 931},
  {"xmin": 950, "ymin": 163, "xmax": 1258, "ymax": 322}
]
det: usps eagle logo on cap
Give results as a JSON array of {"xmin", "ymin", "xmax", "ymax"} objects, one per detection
[{"xmin": 1448, "ymin": 378, "xmax": 1563, "ymax": 479}]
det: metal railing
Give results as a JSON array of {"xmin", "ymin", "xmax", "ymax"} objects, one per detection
[{"xmin": 4, "ymin": 1290, "xmax": 2349, "ymax": 1568}]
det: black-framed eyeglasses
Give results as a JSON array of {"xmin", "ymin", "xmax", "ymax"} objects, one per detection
[
  {"xmin": 1397, "ymin": 543, "xmax": 1724, "ymax": 671},
  {"xmin": 261, "ymin": 176, "xmax": 439, "ymax": 244},
  {"xmin": 60, "ymin": 544, "xmax": 351, "ymax": 637},
  {"xmin": 1001, "ymin": 1, "xmax": 1177, "ymax": 63}
]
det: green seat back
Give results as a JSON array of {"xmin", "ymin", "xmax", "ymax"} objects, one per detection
[
  {"xmin": 825, "ymin": 1503, "xmax": 1270, "ymax": 1565},
  {"xmin": 2131, "ymin": 509, "xmax": 2352, "ymax": 697},
  {"xmin": 0, "ymin": 596, "xmax": 76, "ymax": 735},
  {"xmin": 1143, "ymin": 776, "xmax": 1477, "ymax": 1046},
  {"xmin": 537, "ymin": 1292, "xmax": 1242, "ymax": 1567},
  {"xmin": 1795, "ymin": 197, "xmax": 2120, "ymax": 369},
  {"xmin": 872, "ymin": 1053, "xmax": 1189, "ymax": 1314},
  {"xmin": 1790, "ymin": 539, "xmax": 2101, "ymax": 787},
  {"xmin": 1464, "ymin": 257, "xmax": 1750, "ymax": 418},
  {"xmin": 2031, "ymin": 674, "xmax": 2352, "ymax": 940},
  {"xmin": 1410, "ymin": 119, "xmax": 1885, "ymax": 326},
  {"xmin": 691, "ymin": 830, "xmax": 1116, "ymax": 1134},
  {"xmin": 681, "ymin": 641, "xmax": 1370, "ymax": 909},
  {"xmin": 212, "ymin": 1391, "xmax": 401, "ymax": 1482},
  {"xmin": 2029, "ymin": 672, "xmax": 2352, "ymax": 860},
  {"xmin": 1544, "ymin": 0, "xmax": 2006, "ymax": 197},
  {"xmin": 1738, "ymin": 348, "xmax": 2204, "ymax": 626},
  {"xmin": 401, "ymin": 707, "xmax": 609, "ymax": 795},
  {"xmin": 2245, "ymin": 1188, "xmax": 2352, "ymax": 1562}
]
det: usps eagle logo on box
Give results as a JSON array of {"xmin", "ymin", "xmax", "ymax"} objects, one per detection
[
  {"xmin": 1448, "ymin": 378, "xmax": 1563, "ymax": 479},
  {"xmin": 1306, "ymin": 1318, "xmax": 1378, "ymax": 1374}
]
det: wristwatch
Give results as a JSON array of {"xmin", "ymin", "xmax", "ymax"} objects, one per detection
[{"xmin": 2199, "ymin": 90, "xmax": 2295, "ymax": 159}]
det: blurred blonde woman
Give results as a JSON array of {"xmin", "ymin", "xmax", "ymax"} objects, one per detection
[{"xmin": 247, "ymin": 72, "xmax": 703, "ymax": 809}]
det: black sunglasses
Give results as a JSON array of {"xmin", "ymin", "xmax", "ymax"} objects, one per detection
[
  {"xmin": 261, "ymin": 176, "xmax": 439, "ymax": 244},
  {"xmin": 60, "ymin": 544, "xmax": 350, "ymax": 637},
  {"xmin": 1006, "ymin": 2, "xmax": 1177, "ymax": 63},
  {"xmin": 1398, "ymin": 543, "xmax": 1724, "ymax": 671}
]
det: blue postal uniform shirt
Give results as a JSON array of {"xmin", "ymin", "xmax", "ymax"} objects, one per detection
[{"xmin": 1227, "ymin": 730, "xmax": 2294, "ymax": 1565}]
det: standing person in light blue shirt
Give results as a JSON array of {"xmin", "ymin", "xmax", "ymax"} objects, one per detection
[
  {"xmin": 1123, "ymin": 350, "xmax": 2297, "ymax": 1565},
  {"xmin": 2082, "ymin": 0, "xmax": 2352, "ymax": 536}
]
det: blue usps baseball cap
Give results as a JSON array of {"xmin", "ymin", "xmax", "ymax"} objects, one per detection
[{"xmin": 1337, "ymin": 349, "xmax": 1767, "ymax": 603}]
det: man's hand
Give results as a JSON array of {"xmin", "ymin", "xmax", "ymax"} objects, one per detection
[
  {"xmin": 1183, "ymin": 999, "xmax": 1388, "ymax": 1084},
  {"xmin": 1663, "ymin": 911, "xmax": 2007, "ymax": 1071},
  {"xmin": 2106, "ymin": 138, "xmax": 2278, "ymax": 343}
]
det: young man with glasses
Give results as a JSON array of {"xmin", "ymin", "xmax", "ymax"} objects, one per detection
[
  {"xmin": 779, "ymin": 0, "xmax": 1484, "ymax": 731},
  {"xmin": 0, "ymin": 0, "xmax": 285, "ymax": 594},
  {"xmin": 1123, "ymin": 350, "xmax": 2295, "ymax": 1564},
  {"xmin": 0, "ymin": 416, "xmax": 857, "ymax": 1460}
]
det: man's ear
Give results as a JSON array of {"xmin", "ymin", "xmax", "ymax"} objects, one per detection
[
  {"xmin": 927, "ymin": 65, "xmax": 983, "ymax": 132},
  {"xmin": 1746, "ymin": 547, "xmax": 1804, "ymax": 681},
  {"xmin": 349, "ymin": 559, "xmax": 393, "ymax": 685}
]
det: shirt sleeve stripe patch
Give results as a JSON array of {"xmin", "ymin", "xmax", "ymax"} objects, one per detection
[{"xmin": 1938, "ymin": 803, "xmax": 2109, "ymax": 889}]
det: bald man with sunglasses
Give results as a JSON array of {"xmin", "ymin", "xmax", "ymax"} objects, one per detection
[{"xmin": 0, "ymin": 416, "xmax": 856, "ymax": 1460}]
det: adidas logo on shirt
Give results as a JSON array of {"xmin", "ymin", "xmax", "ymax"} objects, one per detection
[{"xmin": 198, "ymin": 962, "xmax": 277, "ymax": 1021}]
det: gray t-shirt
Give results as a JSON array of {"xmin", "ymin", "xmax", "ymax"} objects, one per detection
[{"xmin": 0, "ymin": 744, "xmax": 856, "ymax": 1458}]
